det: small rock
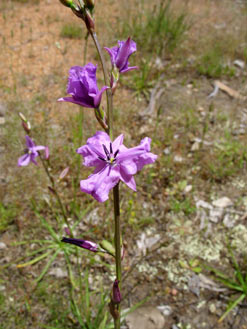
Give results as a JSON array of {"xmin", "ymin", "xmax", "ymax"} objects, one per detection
[
  {"xmin": 191, "ymin": 141, "xmax": 200, "ymax": 151},
  {"xmin": 0, "ymin": 117, "xmax": 5, "ymax": 125},
  {"xmin": 163, "ymin": 147, "xmax": 170, "ymax": 155},
  {"xmin": 209, "ymin": 208, "xmax": 224, "ymax": 223},
  {"xmin": 184, "ymin": 185, "xmax": 192, "ymax": 193},
  {"xmin": 0, "ymin": 285, "xmax": 5, "ymax": 291},
  {"xmin": 174, "ymin": 155, "xmax": 183, "ymax": 163},
  {"xmin": 223, "ymin": 213, "xmax": 235, "ymax": 228},
  {"xmin": 234, "ymin": 59, "xmax": 245, "ymax": 69},
  {"xmin": 157, "ymin": 305, "xmax": 172, "ymax": 316},
  {"xmin": 209, "ymin": 303, "xmax": 216, "ymax": 314},
  {"xmin": 0, "ymin": 242, "xmax": 7, "ymax": 249},
  {"xmin": 0, "ymin": 103, "xmax": 7, "ymax": 116},
  {"xmin": 49, "ymin": 267, "xmax": 67, "ymax": 278},
  {"xmin": 126, "ymin": 306, "xmax": 165, "ymax": 329},
  {"xmin": 212, "ymin": 197, "xmax": 233, "ymax": 208},
  {"xmin": 196, "ymin": 200, "xmax": 213, "ymax": 210}
]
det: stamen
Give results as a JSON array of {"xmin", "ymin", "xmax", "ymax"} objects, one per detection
[
  {"xmin": 110, "ymin": 142, "xmax": 113, "ymax": 154},
  {"xmin": 98, "ymin": 156, "xmax": 106, "ymax": 162},
  {"xmin": 114, "ymin": 149, "xmax": 119, "ymax": 157},
  {"xmin": 103, "ymin": 144, "xmax": 110, "ymax": 160}
]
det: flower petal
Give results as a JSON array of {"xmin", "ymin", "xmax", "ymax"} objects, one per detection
[
  {"xmin": 116, "ymin": 38, "xmax": 137, "ymax": 71},
  {"xmin": 104, "ymin": 46, "xmax": 119, "ymax": 66},
  {"xmin": 18, "ymin": 153, "xmax": 30, "ymax": 166},
  {"xmin": 120, "ymin": 168, "xmax": 136, "ymax": 191},
  {"xmin": 25, "ymin": 135, "xmax": 35, "ymax": 148},
  {"xmin": 93, "ymin": 86, "xmax": 109, "ymax": 108},
  {"xmin": 80, "ymin": 166, "xmax": 120, "ymax": 202},
  {"xmin": 112, "ymin": 134, "xmax": 124, "ymax": 151},
  {"xmin": 120, "ymin": 66, "xmax": 138, "ymax": 73},
  {"xmin": 58, "ymin": 96, "xmax": 94, "ymax": 108}
]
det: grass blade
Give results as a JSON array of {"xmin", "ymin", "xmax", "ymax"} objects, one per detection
[{"xmin": 218, "ymin": 294, "xmax": 245, "ymax": 323}]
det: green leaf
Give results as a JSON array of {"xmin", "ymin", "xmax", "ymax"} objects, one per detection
[{"xmin": 218, "ymin": 294, "xmax": 245, "ymax": 323}]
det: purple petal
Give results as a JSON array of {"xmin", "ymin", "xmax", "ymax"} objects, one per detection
[
  {"xmin": 116, "ymin": 38, "xmax": 137, "ymax": 71},
  {"xmin": 112, "ymin": 134, "xmax": 124, "ymax": 151},
  {"xmin": 18, "ymin": 153, "xmax": 31, "ymax": 167},
  {"xmin": 119, "ymin": 66, "xmax": 138, "ymax": 73},
  {"xmin": 80, "ymin": 166, "xmax": 120, "ymax": 202},
  {"xmin": 25, "ymin": 135, "xmax": 35, "ymax": 148},
  {"xmin": 120, "ymin": 168, "xmax": 136, "ymax": 191},
  {"xmin": 58, "ymin": 97, "xmax": 94, "ymax": 108},
  {"xmin": 104, "ymin": 46, "xmax": 119, "ymax": 66},
  {"xmin": 93, "ymin": 86, "xmax": 109, "ymax": 108},
  {"xmin": 33, "ymin": 145, "xmax": 46, "ymax": 152},
  {"xmin": 77, "ymin": 144, "xmax": 104, "ymax": 167}
]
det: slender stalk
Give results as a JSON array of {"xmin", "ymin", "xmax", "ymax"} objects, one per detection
[
  {"xmin": 89, "ymin": 31, "xmax": 113, "ymax": 139},
  {"xmin": 89, "ymin": 29, "xmax": 121, "ymax": 329}
]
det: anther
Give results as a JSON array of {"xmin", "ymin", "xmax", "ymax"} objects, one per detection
[
  {"xmin": 110, "ymin": 142, "xmax": 113, "ymax": 154},
  {"xmin": 114, "ymin": 149, "xmax": 119, "ymax": 157}
]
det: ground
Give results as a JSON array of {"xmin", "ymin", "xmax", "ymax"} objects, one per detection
[{"xmin": 0, "ymin": 0, "xmax": 247, "ymax": 328}]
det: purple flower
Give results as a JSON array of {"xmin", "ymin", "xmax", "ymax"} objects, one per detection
[
  {"xmin": 18, "ymin": 135, "xmax": 46, "ymax": 166},
  {"xmin": 112, "ymin": 279, "xmax": 121, "ymax": 304},
  {"xmin": 104, "ymin": 37, "xmax": 138, "ymax": 74},
  {"xmin": 77, "ymin": 131, "xmax": 157, "ymax": 202},
  {"xmin": 61, "ymin": 237, "xmax": 98, "ymax": 252},
  {"xmin": 58, "ymin": 63, "xmax": 109, "ymax": 108}
]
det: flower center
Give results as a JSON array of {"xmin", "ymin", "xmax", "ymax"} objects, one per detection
[{"xmin": 98, "ymin": 143, "xmax": 119, "ymax": 166}]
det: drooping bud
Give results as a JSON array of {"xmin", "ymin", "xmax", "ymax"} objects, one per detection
[
  {"xmin": 112, "ymin": 279, "xmax": 121, "ymax": 304},
  {"xmin": 61, "ymin": 237, "xmax": 98, "ymax": 252}
]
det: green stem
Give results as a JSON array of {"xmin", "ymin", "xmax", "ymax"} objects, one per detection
[
  {"xmin": 89, "ymin": 30, "xmax": 113, "ymax": 139},
  {"xmin": 40, "ymin": 157, "xmax": 72, "ymax": 233},
  {"xmin": 89, "ymin": 30, "xmax": 121, "ymax": 329}
]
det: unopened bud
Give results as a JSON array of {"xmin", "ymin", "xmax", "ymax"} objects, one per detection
[
  {"xmin": 48, "ymin": 186, "xmax": 56, "ymax": 195},
  {"xmin": 59, "ymin": 167, "xmax": 69, "ymax": 181},
  {"xmin": 84, "ymin": 0, "xmax": 94, "ymax": 10},
  {"xmin": 19, "ymin": 112, "xmax": 27, "ymax": 122},
  {"xmin": 59, "ymin": 0, "xmax": 78, "ymax": 10},
  {"xmin": 112, "ymin": 279, "xmax": 121, "ymax": 304},
  {"xmin": 45, "ymin": 146, "xmax": 49, "ymax": 160},
  {"xmin": 22, "ymin": 121, "xmax": 31, "ymax": 133},
  {"xmin": 100, "ymin": 240, "xmax": 115, "ymax": 256},
  {"xmin": 85, "ymin": 9, "xmax": 95, "ymax": 31}
]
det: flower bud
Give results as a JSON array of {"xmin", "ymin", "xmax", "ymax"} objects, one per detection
[
  {"xmin": 100, "ymin": 240, "xmax": 115, "ymax": 256},
  {"xmin": 59, "ymin": 0, "xmax": 78, "ymax": 10},
  {"xmin": 112, "ymin": 279, "xmax": 121, "ymax": 304},
  {"xmin": 59, "ymin": 167, "xmax": 69, "ymax": 180},
  {"xmin": 84, "ymin": 0, "xmax": 94, "ymax": 10},
  {"xmin": 85, "ymin": 9, "xmax": 95, "ymax": 31},
  {"xmin": 22, "ymin": 121, "xmax": 31, "ymax": 134}
]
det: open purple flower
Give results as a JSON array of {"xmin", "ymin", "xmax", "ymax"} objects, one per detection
[
  {"xmin": 61, "ymin": 237, "xmax": 98, "ymax": 252},
  {"xmin": 18, "ymin": 135, "xmax": 46, "ymax": 166},
  {"xmin": 58, "ymin": 63, "xmax": 108, "ymax": 108},
  {"xmin": 76, "ymin": 131, "xmax": 157, "ymax": 202},
  {"xmin": 104, "ymin": 37, "xmax": 138, "ymax": 74}
]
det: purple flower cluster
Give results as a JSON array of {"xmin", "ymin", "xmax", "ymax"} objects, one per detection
[{"xmin": 77, "ymin": 131, "xmax": 157, "ymax": 202}]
